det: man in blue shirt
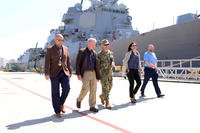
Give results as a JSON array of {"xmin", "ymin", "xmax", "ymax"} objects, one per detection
[{"xmin": 140, "ymin": 44, "xmax": 165, "ymax": 98}]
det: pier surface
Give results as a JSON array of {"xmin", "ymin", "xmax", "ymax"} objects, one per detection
[{"xmin": 0, "ymin": 72, "xmax": 200, "ymax": 133}]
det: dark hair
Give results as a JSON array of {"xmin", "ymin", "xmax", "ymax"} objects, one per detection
[{"xmin": 128, "ymin": 42, "xmax": 134, "ymax": 52}]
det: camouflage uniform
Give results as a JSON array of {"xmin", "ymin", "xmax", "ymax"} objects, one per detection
[{"xmin": 98, "ymin": 50, "xmax": 114, "ymax": 101}]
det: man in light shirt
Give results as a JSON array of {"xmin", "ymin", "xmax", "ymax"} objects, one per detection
[{"xmin": 140, "ymin": 44, "xmax": 165, "ymax": 98}]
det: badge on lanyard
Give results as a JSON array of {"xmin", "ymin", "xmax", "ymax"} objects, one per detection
[
  {"xmin": 58, "ymin": 47, "xmax": 62, "ymax": 66},
  {"xmin": 58, "ymin": 56, "xmax": 62, "ymax": 66}
]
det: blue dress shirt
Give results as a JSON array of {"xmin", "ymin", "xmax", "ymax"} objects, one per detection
[{"xmin": 144, "ymin": 51, "xmax": 157, "ymax": 67}]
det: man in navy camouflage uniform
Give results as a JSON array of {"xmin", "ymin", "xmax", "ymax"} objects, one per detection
[{"xmin": 98, "ymin": 39, "xmax": 115, "ymax": 109}]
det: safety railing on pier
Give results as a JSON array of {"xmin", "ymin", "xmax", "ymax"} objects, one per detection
[
  {"xmin": 141, "ymin": 58, "xmax": 200, "ymax": 81},
  {"xmin": 115, "ymin": 57, "xmax": 200, "ymax": 82}
]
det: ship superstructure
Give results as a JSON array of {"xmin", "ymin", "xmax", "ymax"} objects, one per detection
[{"xmin": 44, "ymin": 0, "xmax": 139, "ymax": 67}]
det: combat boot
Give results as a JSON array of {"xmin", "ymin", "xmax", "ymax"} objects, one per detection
[
  {"xmin": 105, "ymin": 100, "xmax": 111, "ymax": 110},
  {"xmin": 99, "ymin": 95, "xmax": 105, "ymax": 105}
]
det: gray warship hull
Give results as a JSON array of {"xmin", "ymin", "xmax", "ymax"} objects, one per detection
[{"xmin": 111, "ymin": 19, "xmax": 200, "ymax": 65}]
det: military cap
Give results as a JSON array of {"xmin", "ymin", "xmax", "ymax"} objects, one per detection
[{"xmin": 101, "ymin": 39, "xmax": 110, "ymax": 46}]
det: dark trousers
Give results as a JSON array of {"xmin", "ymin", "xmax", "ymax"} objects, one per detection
[
  {"xmin": 140, "ymin": 67, "xmax": 161, "ymax": 96},
  {"xmin": 127, "ymin": 69, "xmax": 141, "ymax": 98},
  {"xmin": 50, "ymin": 70, "xmax": 70, "ymax": 113}
]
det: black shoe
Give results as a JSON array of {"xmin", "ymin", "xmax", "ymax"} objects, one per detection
[
  {"xmin": 141, "ymin": 93, "xmax": 146, "ymax": 97},
  {"xmin": 157, "ymin": 94, "xmax": 165, "ymax": 98},
  {"xmin": 89, "ymin": 107, "xmax": 98, "ymax": 112},
  {"xmin": 76, "ymin": 100, "xmax": 81, "ymax": 108}
]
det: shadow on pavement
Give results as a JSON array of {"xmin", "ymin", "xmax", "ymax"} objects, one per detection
[
  {"xmin": 100, "ymin": 96, "xmax": 157, "ymax": 111},
  {"xmin": 6, "ymin": 110, "xmax": 92, "ymax": 130},
  {"xmin": 137, "ymin": 96, "xmax": 157, "ymax": 103},
  {"xmin": 6, "ymin": 97, "xmax": 157, "ymax": 130}
]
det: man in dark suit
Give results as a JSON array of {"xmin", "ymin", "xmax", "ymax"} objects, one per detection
[
  {"xmin": 76, "ymin": 38, "xmax": 100, "ymax": 112},
  {"xmin": 44, "ymin": 34, "xmax": 72, "ymax": 118}
]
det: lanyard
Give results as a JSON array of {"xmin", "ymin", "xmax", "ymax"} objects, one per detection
[{"xmin": 57, "ymin": 47, "xmax": 63, "ymax": 66}]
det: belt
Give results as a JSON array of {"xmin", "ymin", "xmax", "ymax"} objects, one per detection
[
  {"xmin": 85, "ymin": 69, "xmax": 94, "ymax": 72},
  {"xmin": 145, "ymin": 67, "xmax": 156, "ymax": 70}
]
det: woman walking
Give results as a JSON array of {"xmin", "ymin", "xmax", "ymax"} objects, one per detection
[{"xmin": 123, "ymin": 42, "xmax": 141, "ymax": 103}]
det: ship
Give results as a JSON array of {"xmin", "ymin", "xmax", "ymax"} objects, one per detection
[
  {"xmin": 44, "ymin": 0, "xmax": 139, "ymax": 68},
  {"xmin": 111, "ymin": 13, "xmax": 200, "ymax": 65},
  {"xmin": 16, "ymin": 0, "xmax": 200, "ymax": 72}
]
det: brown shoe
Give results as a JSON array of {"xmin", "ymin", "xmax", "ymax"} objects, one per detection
[
  {"xmin": 105, "ymin": 100, "xmax": 111, "ymax": 110},
  {"xmin": 60, "ymin": 105, "xmax": 66, "ymax": 113},
  {"xmin": 99, "ymin": 95, "xmax": 105, "ymax": 105},
  {"xmin": 56, "ymin": 113, "xmax": 61, "ymax": 118}
]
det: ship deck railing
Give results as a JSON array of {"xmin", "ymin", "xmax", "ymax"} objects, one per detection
[
  {"xmin": 114, "ymin": 58, "xmax": 200, "ymax": 82},
  {"xmin": 155, "ymin": 58, "xmax": 200, "ymax": 81},
  {"xmin": 156, "ymin": 67, "xmax": 200, "ymax": 81}
]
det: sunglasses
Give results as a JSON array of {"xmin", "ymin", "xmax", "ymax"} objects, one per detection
[
  {"xmin": 131, "ymin": 43, "xmax": 137, "ymax": 47},
  {"xmin": 57, "ymin": 39, "xmax": 64, "ymax": 42},
  {"xmin": 103, "ymin": 44, "xmax": 109, "ymax": 46}
]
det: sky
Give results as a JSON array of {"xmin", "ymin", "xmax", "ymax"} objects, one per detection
[{"xmin": 0, "ymin": 0, "xmax": 199, "ymax": 60}]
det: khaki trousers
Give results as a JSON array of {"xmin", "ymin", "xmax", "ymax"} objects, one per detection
[{"xmin": 77, "ymin": 71, "xmax": 97, "ymax": 107}]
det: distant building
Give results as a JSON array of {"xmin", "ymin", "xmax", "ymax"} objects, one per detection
[{"xmin": 0, "ymin": 58, "xmax": 5, "ymax": 67}]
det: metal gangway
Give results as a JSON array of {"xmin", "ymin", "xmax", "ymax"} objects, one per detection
[{"xmin": 140, "ymin": 56, "xmax": 200, "ymax": 81}]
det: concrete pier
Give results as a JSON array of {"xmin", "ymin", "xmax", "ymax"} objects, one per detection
[{"xmin": 0, "ymin": 72, "xmax": 200, "ymax": 133}]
